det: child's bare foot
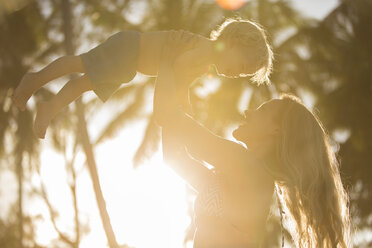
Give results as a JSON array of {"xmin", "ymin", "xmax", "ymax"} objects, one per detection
[
  {"xmin": 34, "ymin": 101, "xmax": 53, "ymax": 139},
  {"xmin": 13, "ymin": 72, "xmax": 40, "ymax": 111}
]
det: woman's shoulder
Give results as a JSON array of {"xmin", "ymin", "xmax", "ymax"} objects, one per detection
[
  {"xmin": 216, "ymin": 146, "xmax": 270, "ymax": 179},
  {"xmin": 233, "ymin": 165, "xmax": 274, "ymax": 194},
  {"xmin": 219, "ymin": 160, "xmax": 274, "ymax": 193},
  {"xmin": 217, "ymin": 155, "xmax": 275, "ymax": 213}
]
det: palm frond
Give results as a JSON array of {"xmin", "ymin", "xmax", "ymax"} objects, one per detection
[
  {"xmin": 133, "ymin": 115, "xmax": 161, "ymax": 168},
  {"xmin": 107, "ymin": 83, "xmax": 142, "ymax": 101},
  {"xmin": 94, "ymin": 84, "xmax": 146, "ymax": 145}
]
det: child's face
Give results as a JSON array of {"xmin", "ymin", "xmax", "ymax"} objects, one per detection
[{"xmin": 214, "ymin": 45, "xmax": 256, "ymax": 78}]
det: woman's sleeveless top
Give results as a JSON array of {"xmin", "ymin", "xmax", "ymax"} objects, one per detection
[
  {"xmin": 194, "ymin": 171, "xmax": 224, "ymax": 218},
  {"xmin": 193, "ymin": 170, "xmax": 264, "ymax": 247}
]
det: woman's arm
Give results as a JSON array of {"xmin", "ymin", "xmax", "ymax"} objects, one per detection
[
  {"xmin": 162, "ymin": 112, "xmax": 253, "ymax": 174},
  {"xmin": 162, "ymin": 128, "xmax": 213, "ymax": 193},
  {"xmin": 154, "ymin": 33, "xmax": 255, "ymax": 174},
  {"xmin": 154, "ymin": 31, "xmax": 214, "ymax": 192}
]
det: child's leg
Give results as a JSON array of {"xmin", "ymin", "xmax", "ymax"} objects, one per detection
[
  {"xmin": 13, "ymin": 55, "xmax": 86, "ymax": 111},
  {"xmin": 34, "ymin": 74, "xmax": 92, "ymax": 139}
]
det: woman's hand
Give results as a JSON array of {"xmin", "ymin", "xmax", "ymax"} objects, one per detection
[
  {"xmin": 171, "ymin": 32, "xmax": 207, "ymax": 82},
  {"xmin": 161, "ymin": 30, "xmax": 199, "ymax": 115},
  {"xmin": 154, "ymin": 31, "xmax": 187, "ymax": 126},
  {"xmin": 161, "ymin": 30, "xmax": 197, "ymax": 68}
]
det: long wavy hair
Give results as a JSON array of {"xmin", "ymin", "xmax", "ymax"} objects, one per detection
[{"xmin": 265, "ymin": 94, "xmax": 352, "ymax": 247}]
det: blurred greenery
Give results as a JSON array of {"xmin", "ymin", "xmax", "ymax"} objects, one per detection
[{"xmin": 0, "ymin": 0, "xmax": 371, "ymax": 247}]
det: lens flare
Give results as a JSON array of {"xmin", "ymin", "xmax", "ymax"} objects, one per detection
[
  {"xmin": 215, "ymin": 0, "xmax": 247, "ymax": 10},
  {"xmin": 215, "ymin": 41, "xmax": 225, "ymax": 52}
]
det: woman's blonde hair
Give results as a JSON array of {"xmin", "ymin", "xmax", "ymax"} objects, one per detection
[
  {"xmin": 210, "ymin": 17, "xmax": 273, "ymax": 84},
  {"xmin": 265, "ymin": 94, "xmax": 352, "ymax": 247}
]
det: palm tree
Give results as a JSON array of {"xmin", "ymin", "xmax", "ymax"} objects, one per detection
[
  {"xmin": 0, "ymin": 2, "xmax": 49, "ymax": 247},
  {"xmin": 0, "ymin": 0, "xmax": 127, "ymax": 247},
  {"xmin": 61, "ymin": 0, "xmax": 119, "ymax": 246}
]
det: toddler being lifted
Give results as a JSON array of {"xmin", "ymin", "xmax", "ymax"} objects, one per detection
[{"xmin": 13, "ymin": 18, "xmax": 273, "ymax": 139}]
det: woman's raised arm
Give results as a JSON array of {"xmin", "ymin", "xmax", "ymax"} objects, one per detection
[{"xmin": 154, "ymin": 32, "xmax": 255, "ymax": 175}]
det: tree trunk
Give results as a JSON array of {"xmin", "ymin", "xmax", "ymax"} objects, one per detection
[
  {"xmin": 60, "ymin": 0, "xmax": 119, "ymax": 247},
  {"xmin": 16, "ymin": 155, "xmax": 23, "ymax": 248}
]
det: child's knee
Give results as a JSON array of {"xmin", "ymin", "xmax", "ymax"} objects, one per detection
[
  {"xmin": 61, "ymin": 55, "xmax": 86, "ymax": 73},
  {"xmin": 72, "ymin": 55, "xmax": 86, "ymax": 73},
  {"xmin": 81, "ymin": 74, "xmax": 93, "ymax": 90}
]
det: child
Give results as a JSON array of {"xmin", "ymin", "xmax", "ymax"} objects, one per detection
[{"xmin": 12, "ymin": 18, "xmax": 273, "ymax": 139}]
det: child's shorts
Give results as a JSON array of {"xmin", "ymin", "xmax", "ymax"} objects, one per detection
[{"xmin": 80, "ymin": 30, "xmax": 141, "ymax": 102}]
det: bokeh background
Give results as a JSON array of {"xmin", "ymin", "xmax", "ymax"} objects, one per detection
[{"xmin": 0, "ymin": 0, "xmax": 371, "ymax": 247}]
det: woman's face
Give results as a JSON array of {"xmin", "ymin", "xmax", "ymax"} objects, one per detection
[{"xmin": 233, "ymin": 99, "xmax": 282, "ymax": 151}]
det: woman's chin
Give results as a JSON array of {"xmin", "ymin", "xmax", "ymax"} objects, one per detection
[
  {"xmin": 232, "ymin": 128, "xmax": 239, "ymax": 140},
  {"xmin": 233, "ymin": 130, "xmax": 254, "ymax": 149},
  {"xmin": 232, "ymin": 129, "xmax": 245, "ymax": 143}
]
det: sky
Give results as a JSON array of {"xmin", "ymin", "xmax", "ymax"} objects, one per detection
[{"xmin": 290, "ymin": 0, "xmax": 338, "ymax": 19}]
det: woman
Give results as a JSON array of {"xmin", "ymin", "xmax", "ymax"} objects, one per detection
[{"xmin": 154, "ymin": 34, "xmax": 351, "ymax": 247}]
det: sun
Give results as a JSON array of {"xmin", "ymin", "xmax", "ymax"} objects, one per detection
[
  {"xmin": 215, "ymin": 0, "xmax": 247, "ymax": 10},
  {"xmin": 85, "ymin": 125, "xmax": 192, "ymax": 248},
  {"xmin": 107, "ymin": 155, "xmax": 191, "ymax": 248},
  {"xmin": 34, "ymin": 121, "xmax": 192, "ymax": 248}
]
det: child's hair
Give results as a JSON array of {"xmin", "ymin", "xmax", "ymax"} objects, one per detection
[{"xmin": 210, "ymin": 17, "xmax": 273, "ymax": 84}]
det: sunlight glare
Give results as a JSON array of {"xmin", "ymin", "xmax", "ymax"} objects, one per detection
[
  {"xmin": 82, "ymin": 122, "xmax": 189, "ymax": 248},
  {"xmin": 215, "ymin": 0, "xmax": 247, "ymax": 10},
  {"xmin": 33, "ymin": 119, "xmax": 191, "ymax": 248}
]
